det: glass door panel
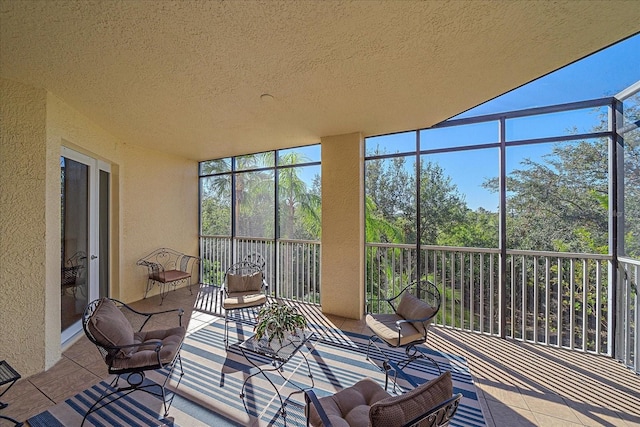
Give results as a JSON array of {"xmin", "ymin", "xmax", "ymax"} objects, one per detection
[
  {"xmin": 60, "ymin": 156, "xmax": 89, "ymax": 336},
  {"xmin": 60, "ymin": 148, "xmax": 111, "ymax": 343}
]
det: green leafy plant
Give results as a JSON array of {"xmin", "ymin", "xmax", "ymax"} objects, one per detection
[{"xmin": 254, "ymin": 303, "xmax": 307, "ymax": 345}]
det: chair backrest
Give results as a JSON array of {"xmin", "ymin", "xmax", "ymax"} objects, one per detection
[
  {"xmin": 242, "ymin": 252, "xmax": 266, "ymax": 270},
  {"xmin": 224, "ymin": 261, "xmax": 264, "ymax": 293},
  {"xmin": 82, "ymin": 298, "xmax": 135, "ymax": 361},
  {"xmin": 370, "ymin": 371, "xmax": 460, "ymax": 427},
  {"xmin": 392, "ymin": 280, "xmax": 441, "ymax": 320}
]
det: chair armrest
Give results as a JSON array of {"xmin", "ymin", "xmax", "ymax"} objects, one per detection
[
  {"xmin": 101, "ymin": 340, "xmax": 169, "ymax": 370},
  {"xmin": 117, "ymin": 300, "xmax": 184, "ymax": 330},
  {"xmin": 143, "ymin": 307, "xmax": 185, "ymax": 328},
  {"xmin": 304, "ymin": 389, "xmax": 334, "ymax": 427},
  {"xmin": 178, "ymin": 254, "xmax": 200, "ymax": 273},
  {"xmin": 137, "ymin": 260, "xmax": 166, "ymax": 279},
  {"xmin": 401, "ymin": 393, "xmax": 462, "ymax": 427}
]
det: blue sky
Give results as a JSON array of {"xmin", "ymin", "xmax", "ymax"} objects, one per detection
[
  {"xmin": 457, "ymin": 33, "xmax": 640, "ymax": 119},
  {"xmin": 408, "ymin": 33, "xmax": 640, "ymax": 211}
]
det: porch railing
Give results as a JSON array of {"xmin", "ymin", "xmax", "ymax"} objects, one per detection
[
  {"xmin": 200, "ymin": 236, "xmax": 634, "ymax": 365},
  {"xmin": 366, "ymin": 243, "xmax": 612, "ymax": 356},
  {"xmin": 199, "ymin": 236, "xmax": 321, "ymax": 303}
]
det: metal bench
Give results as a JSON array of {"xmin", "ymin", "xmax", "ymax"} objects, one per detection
[{"xmin": 136, "ymin": 248, "xmax": 199, "ymax": 304}]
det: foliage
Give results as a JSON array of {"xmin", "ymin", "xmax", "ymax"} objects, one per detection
[
  {"xmin": 437, "ymin": 208, "xmax": 498, "ymax": 248},
  {"xmin": 419, "ymin": 161, "xmax": 467, "ymax": 245},
  {"xmin": 254, "ymin": 303, "xmax": 307, "ymax": 344},
  {"xmin": 200, "ymin": 150, "xmax": 322, "ymax": 240}
]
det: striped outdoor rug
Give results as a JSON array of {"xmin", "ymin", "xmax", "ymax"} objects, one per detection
[
  {"xmin": 29, "ymin": 317, "xmax": 485, "ymax": 426},
  {"xmin": 27, "ymin": 374, "xmax": 239, "ymax": 427},
  {"xmin": 162, "ymin": 318, "xmax": 485, "ymax": 426}
]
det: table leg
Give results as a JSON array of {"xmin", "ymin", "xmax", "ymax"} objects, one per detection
[
  {"xmin": 239, "ymin": 344, "xmax": 316, "ymax": 424},
  {"xmin": 239, "ymin": 348, "xmax": 286, "ymax": 417}
]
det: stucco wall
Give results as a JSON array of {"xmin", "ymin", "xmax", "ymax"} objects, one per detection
[
  {"xmin": 46, "ymin": 91, "xmax": 124, "ymax": 310},
  {"xmin": 320, "ymin": 133, "xmax": 364, "ymax": 319},
  {"xmin": 121, "ymin": 143, "xmax": 198, "ymax": 303},
  {"xmin": 0, "ymin": 78, "xmax": 199, "ymax": 377},
  {"xmin": 48, "ymin": 92, "xmax": 198, "ymax": 305},
  {"xmin": 0, "ymin": 79, "xmax": 51, "ymax": 376}
]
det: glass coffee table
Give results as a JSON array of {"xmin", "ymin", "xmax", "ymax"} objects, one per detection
[{"xmin": 238, "ymin": 330, "xmax": 315, "ymax": 421}]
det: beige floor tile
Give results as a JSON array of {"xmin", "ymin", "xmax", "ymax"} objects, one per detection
[
  {"xmin": 0, "ymin": 380, "xmax": 52, "ymax": 425},
  {"xmin": 323, "ymin": 314, "xmax": 345, "ymax": 328},
  {"xmin": 532, "ymin": 412, "xmax": 585, "ymax": 427},
  {"xmin": 485, "ymin": 398, "xmax": 539, "ymax": 426},
  {"xmin": 478, "ymin": 379, "xmax": 530, "ymax": 410},
  {"xmin": 341, "ymin": 318, "xmax": 368, "ymax": 334},
  {"xmin": 566, "ymin": 399, "xmax": 633, "ymax": 427},
  {"xmin": 28, "ymin": 357, "xmax": 83, "ymax": 389},
  {"xmin": 521, "ymin": 392, "xmax": 583, "ymax": 424},
  {"xmin": 1, "ymin": 376, "xmax": 33, "ymax": 404},
  {"xmin": 39, "ymin": 369, "xmax": 101, "ymax": 403}
]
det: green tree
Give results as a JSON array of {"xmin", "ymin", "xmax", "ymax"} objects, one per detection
[
  {"xmin": 365, "ymin": 154, "xmax": 414, "ymax": 243},
  {"xmin": 278, "ymin": 152, "xmax": 321, "ymax": 240},
  {"xmin": 438, "ymin": 208, "xmax": 499, "ymax": 248},
  {"xmin": 502, "ymin": 140, "xmax": 609, "ymax": 253},
  {"xmin": 419, "ymin": 160, "xmax": 467, "ymax": 245},
  {"xmin": 621, "ymin": 95, "xmax": 640, "ymax": 258}
]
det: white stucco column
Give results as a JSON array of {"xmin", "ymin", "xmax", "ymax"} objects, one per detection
[{"xmin": 320, "ymin": 132, "xmax": 364, "ymax": 319}]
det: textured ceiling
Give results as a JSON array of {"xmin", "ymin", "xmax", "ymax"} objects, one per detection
[{"xmin": 1, "ymin": 1, "xmax": 640, "ymax": 161}]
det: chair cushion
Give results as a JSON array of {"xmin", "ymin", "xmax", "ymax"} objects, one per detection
[
  {"xmin": 365, "ymin": 313, "xmax": 424, "ymax": 347},
  {"xmin": 227, "ymin": 271, "xmax": 263, "ymax": 293},
  {"xmin": 369, "ymin": 371, "xmax": 453, "ymax": 426},
  {"xmin": 87, "ymin": 298, "xmax": 134, "ymax": 358},
  {"xmin": 223, "ymin": 291, "xmax": 267, "ymax": 309},
  {"xmin": 308, "ymin": 377, "xmax": 390, "ymax": 427},
  {"xmin": 152, "ymin": 269, "xmax": 191, "ymax": 283},
  {"xmin": 396, "ymin": 291, "xmax": 437, "ymax": 323},
  {"xmin": 110, "ymin": 326, "xmax": 186, "ymax": 370}
]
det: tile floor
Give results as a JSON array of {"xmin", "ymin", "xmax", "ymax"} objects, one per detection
[{"xmin": 1, "ymin": 290, "xmax": 639, "ymax": 426}]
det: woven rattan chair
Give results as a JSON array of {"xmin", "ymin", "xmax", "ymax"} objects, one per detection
[
  {"xmin": 81, "ymin": 298, "xmax": 186, "ymax": 426},
  {"xmin": 366, "ymin": 280, "xmax": 442, "ymax": 391},
  {"xmin": 305, "ymin": 371, "xmax": 462, "ymax": 427},
  {"xmin": 220, "ymin": 260, "xmax": 268, "ymax": 348}
]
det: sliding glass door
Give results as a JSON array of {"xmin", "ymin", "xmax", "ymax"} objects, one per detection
[{"xmin": 60, "ymin": 147, "xmax": 110, "ymax": 343}]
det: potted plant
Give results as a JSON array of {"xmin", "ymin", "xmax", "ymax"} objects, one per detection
[{"xmin": 254, "ymin": 303, "xmax": 307, "ymax": 351}]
